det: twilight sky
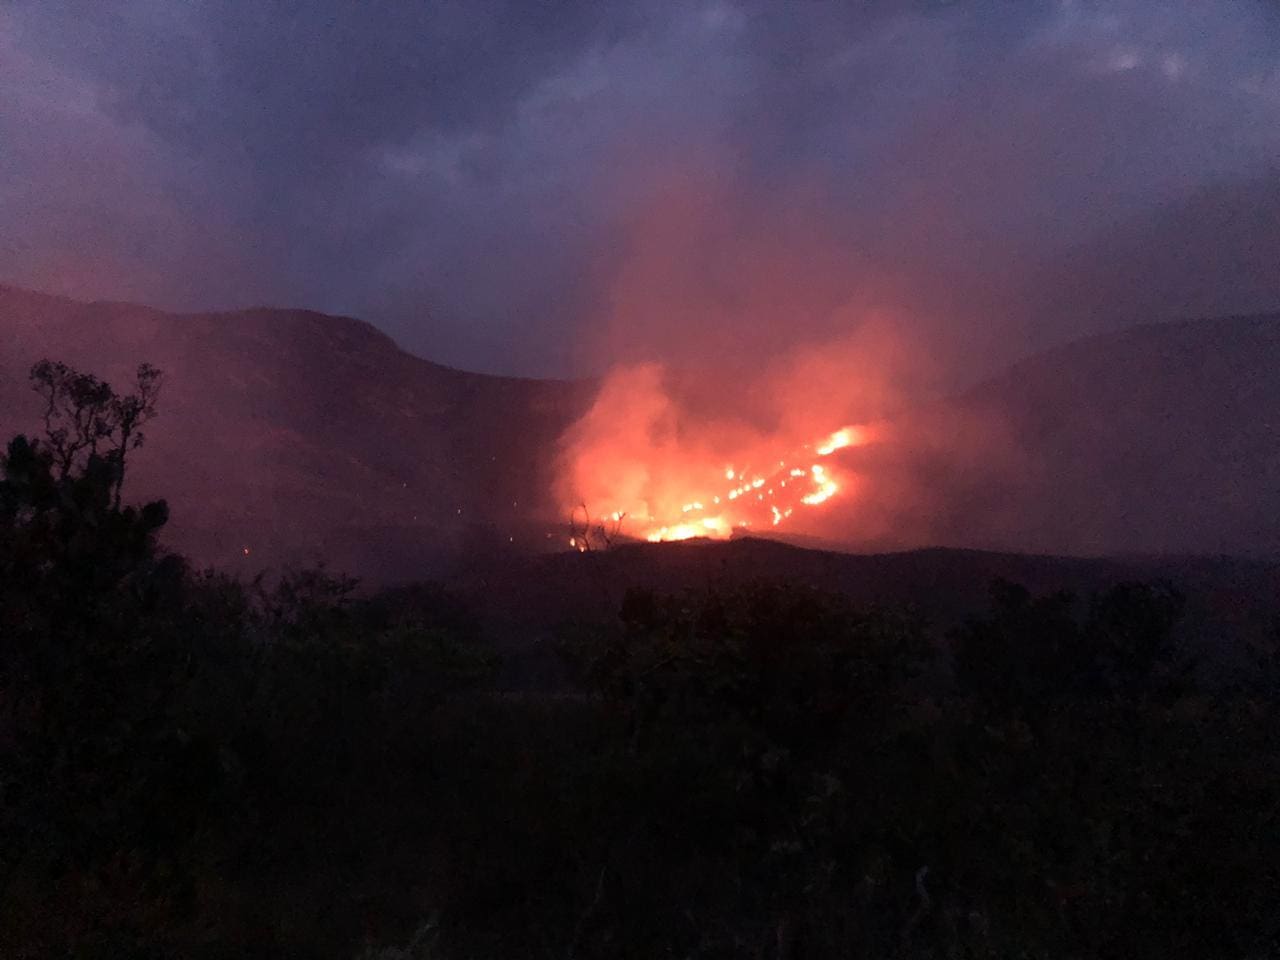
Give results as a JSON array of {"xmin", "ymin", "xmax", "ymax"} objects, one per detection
[{"xmin": 2, "ymin": 0, "xmax": 1279, "ymax": 378}]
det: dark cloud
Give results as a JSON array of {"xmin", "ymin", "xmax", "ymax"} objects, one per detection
[{"xmin": 1, "ymin": 0, "xmax": 1278, "ymax": 377}]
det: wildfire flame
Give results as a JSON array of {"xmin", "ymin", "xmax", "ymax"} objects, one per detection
[
  {"xmin": 567, "ymin": 422, "xmax": 871, "ymax": 546},
  {"xmin": 556, "ymin": 360, "xmax": 895, "ymax": 550},
  {"xmin": 637, "ymin": 426, "xmax": 866, "ymax": 542}
]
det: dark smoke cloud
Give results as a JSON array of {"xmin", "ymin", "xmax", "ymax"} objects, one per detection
[{"xmin": 1, "ymin": 0, "xmax": 1278, "ymax": 378}]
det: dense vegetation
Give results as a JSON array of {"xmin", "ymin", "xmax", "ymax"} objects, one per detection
[{"xmin": 2, "ymin": 361, "xmax": 1278, "ymax": 958}]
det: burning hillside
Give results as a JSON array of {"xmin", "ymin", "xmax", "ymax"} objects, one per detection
[{"xmin": 557, "ymin": 362, "xmax": 883, "ymax": 547}]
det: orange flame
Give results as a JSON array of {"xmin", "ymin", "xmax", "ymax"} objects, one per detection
[
  {"xmin": 632, "ymin": 432, "xmax": 863, "ymax": 541},
  {"xmin": 557, "ymin": 362, "xmax": 876, "ymax": 544}
]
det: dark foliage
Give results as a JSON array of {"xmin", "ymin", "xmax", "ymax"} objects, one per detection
[
  {"xmin": 2, "ymin": 360, "xmax": 1278, "ymax": 958},
  {"xmin": 0, "ymin": 362, "xmax": 493, "ymax": 957},
  {"xmin": 952, "ymin": 578, "xmax": 1189, "ymax": 713}
]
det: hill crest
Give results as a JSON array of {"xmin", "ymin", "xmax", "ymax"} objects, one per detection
[{"xmin": 2, "ymin": 281, "xmax": 1278, "ymax": 576}]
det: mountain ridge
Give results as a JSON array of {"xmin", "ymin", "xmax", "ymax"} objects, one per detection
[
  {"xmin": 2, "ymin": 281, "xmax": 1278, "ymax": 577},
  {"xmin": 0, "ymin": 282, "xmax": 593, "ymax": 575}
]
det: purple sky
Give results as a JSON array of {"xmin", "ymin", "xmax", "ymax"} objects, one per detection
[{"xmin": 2, "ymin": 0, "xmax": 1279, "ymax": 378}]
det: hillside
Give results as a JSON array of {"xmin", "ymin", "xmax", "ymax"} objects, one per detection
[
  {"xmin": 3, "ymin": 283, "xmax": 1279, "ymax": 575},
  {"xmin": 962, "ymin": 313, "xmax": 1280, "ymax": 555},
  {"xmin": 0, "ymin": 284, "xmax": 591, "ymax": 575},
  {"xmin": 850, "ymin": 313, "xmax": 1280, "ymax": 558}
]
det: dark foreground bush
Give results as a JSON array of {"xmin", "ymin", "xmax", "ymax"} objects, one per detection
[{"xmin": 3, "ymin": 360, "xmax": 1279, "ymax": 958}]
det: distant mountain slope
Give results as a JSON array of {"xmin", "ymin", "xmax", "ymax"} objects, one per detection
[
  {"xmin": 3, "ymin": 283, "xmax": 1278, "ymax": 575},
  {"xmin": 873, "ymin": 313, "xmax": 1280, "ymax": 557},
  {"xmin": 0, "ymin": 284, "xmax": 592, "ymax": 574}
]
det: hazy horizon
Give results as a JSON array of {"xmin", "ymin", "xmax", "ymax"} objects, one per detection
[{"xmin": 3, "ymin": 1, "xmax": 1279, "ymax": 379}]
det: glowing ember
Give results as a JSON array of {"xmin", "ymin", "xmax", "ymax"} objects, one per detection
[{"xmin": 816, "ymin": 426, "xmax": 864, "ymax": 455}]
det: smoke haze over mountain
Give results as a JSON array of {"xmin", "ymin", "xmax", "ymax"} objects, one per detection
[{"xmin": 2, "ymin": 1, "xmax": 1279, "ymax": 379}]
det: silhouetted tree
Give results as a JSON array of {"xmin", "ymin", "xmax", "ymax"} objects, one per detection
[
  {"xmin": 0, "ymin": 359, "xmax": 181, "ymax": 876},
  {"xmin": 569, "ymin": 502, "xmax": 626, "ymax": 552},
  {"xmin": 29, "ymin": 359, "xmax": 162, "ymax": 507},
  {"xmin": 2, "ymin": 360, "xmax": 169, "ymax": 606}
]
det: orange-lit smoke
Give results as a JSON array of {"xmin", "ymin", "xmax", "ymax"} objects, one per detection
[
  {"xmin": 556, "ymin": 322, "xmax": 929, "ymax": 545},
  {"xmin": 556, "ymin": 162, "xmax": 951, "ymax": 547}
]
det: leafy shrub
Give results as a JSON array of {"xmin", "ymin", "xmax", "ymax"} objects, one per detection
[
  {"xmin": 952, "ymin": 577, "xmax": 1187, "ymax": 714},
  {"xmin": 0, "ymin": 361, "xmax": 495, "ymax": 957}
]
